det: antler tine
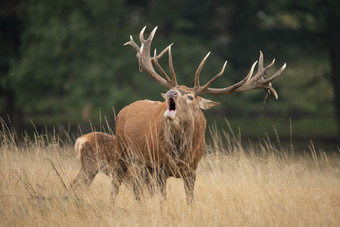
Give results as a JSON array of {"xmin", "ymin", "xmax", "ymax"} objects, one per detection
[
  {"xmin": 139, "ymin": 26, "xmax": 147, "ymax": 42},
  {"xmin": 147, "ymin": 26, "xmax": 158, "ymax": 42},
  {"xmin": 264, "ymin": 58, "xmax": 276, "ymax": 73},
  {"xmin": 198, "ymin": 60, "xmax": 227, "ymax": 93},
  {"xmin": 258, "ymin": 50, "xmax": 264, "ymax": 72},
  {"xmin": 168, "ymin": 46, "xmax": 178, "ymax": 86},
  {"xmin": 154, "ymin": 43, "xmax": 173, "ymax": 59},
  {"xmin": 194, "ymin": 52, "xmax": 211, "ymax": 90},
  {"xmin": 268, "ymin": 84, "xmax": 278, "ymax": 99},
  {"xmin": 263, "ymin": 63, "xmax": 286, "ymax": 84},
  {"xmin": 153, "ymin": 48, "xmax": 172, "ymax": 83},
  {"xmin": 244, "ymin": 61, "xmax": 258, "ymax": 83},
  {"xmin": 124, "ymin": 35, "xmax": 140, "ymax": 52},
  {"xmin": 152, "ymin": 43, "xmax": 178, "ymax": 86}
]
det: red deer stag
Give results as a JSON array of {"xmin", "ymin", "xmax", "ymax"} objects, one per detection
[{"xmin": 111, "ymin": 26, "xmax": 286, "ymax": 203}]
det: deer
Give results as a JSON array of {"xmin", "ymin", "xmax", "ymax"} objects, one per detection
[{"xmin": 110, "ymin": 26, "xmax": 286, "ymax": 203}]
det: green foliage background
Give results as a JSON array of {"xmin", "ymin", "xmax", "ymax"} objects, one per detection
[{"xmin": 1, "ymin": 0, "xmax": 339, "ymax": 149}]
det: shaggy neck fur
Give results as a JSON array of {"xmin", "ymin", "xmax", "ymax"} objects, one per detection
[{"xmin": 163, "ymin": 115, "xmax": 194, "ymax": 173}]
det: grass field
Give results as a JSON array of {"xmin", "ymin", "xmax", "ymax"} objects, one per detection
[{"xmin": 0, "ymin": 124, "xmax": 340, "ymax": 226}]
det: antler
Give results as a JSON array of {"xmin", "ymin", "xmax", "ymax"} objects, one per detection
[
  {"xmin": 124, "ymin": 26, "xmax": 178, "ymax": 88},
  {"xmin": 194, "ymin": 51, "xmax": 286, "ymax": 101}
]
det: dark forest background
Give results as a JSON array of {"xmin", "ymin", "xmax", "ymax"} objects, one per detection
[{"xmin": 1, "ymin": 0, "xmax": 339, "ymax": 151}]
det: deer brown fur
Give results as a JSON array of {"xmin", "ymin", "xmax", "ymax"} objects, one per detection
[
  {"xmin": 114, "ymin": 88, "xmax": 215, "ymax": 202},
  {"xmin": 70, "ymin": 132, "xmax": 116, "ymax": 189}
]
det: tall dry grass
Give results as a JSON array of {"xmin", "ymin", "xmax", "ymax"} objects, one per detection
[{"xmin": 0, "ymin": 121, "xmax": 339, "ymax": 226}]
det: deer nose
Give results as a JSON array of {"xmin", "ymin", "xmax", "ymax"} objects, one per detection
[{"xmin": 167, "ymin": 90, "xmax": 178, "ymax": 98}]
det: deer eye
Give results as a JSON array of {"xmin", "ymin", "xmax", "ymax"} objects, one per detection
[{"xmin": 187, "ymin": 96, "xmax": 193, "ymax": 100}]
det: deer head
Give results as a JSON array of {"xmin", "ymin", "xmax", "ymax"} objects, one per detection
[{"xmin": 124, "ymin": 26, "xmax": 286, "ymax": 127}]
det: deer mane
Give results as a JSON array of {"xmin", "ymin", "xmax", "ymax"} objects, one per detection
[{"xmin": 164, "ymin": 116, "xmax": 194, "ymax": 162}]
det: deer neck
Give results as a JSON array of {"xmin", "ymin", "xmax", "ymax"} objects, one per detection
[{"xmin": 163, "ymin": 113, "xmax": 194, "ymax": 162}]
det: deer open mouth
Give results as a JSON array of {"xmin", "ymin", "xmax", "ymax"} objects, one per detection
[
  {"xmin": 169, "ymin": 98, "xmax": 177, "ymax": 111},
  {"xmin": 165, "ymin": 98, "xmax": 177, "ymax": 119}
]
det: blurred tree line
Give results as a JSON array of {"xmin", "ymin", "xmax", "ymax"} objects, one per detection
[{"xmin": 1, "ymin": 0, "xmax": 339, "ymax": 143}]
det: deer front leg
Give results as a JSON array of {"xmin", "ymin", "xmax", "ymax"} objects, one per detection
[
  {"xmin": 158, "ymin": 164, "xmax": 168, "ymax": 200},
  {"xmin": 183, "ymin": 171, "xmax": 196, "ymax": 204},
  {"xmin": 129, "ymin": 162, "xmax": 146, "ymax": 201}
]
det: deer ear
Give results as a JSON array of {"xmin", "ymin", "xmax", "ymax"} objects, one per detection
[
  {"xmin": 161, "ymin": 93, "xmax": 167, "ymax": 100},
  {"xmin": 198, "ymin": 97, "xmax": 220, "ymax": 110}
]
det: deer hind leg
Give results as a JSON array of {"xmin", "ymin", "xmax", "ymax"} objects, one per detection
[
  {"xmin": 183, "ymin": 171, "xmax": 196, "ymax": 204},
  {"xmin": 70, "ymin": 154, "xmax": 100, "ymax": 190}
]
